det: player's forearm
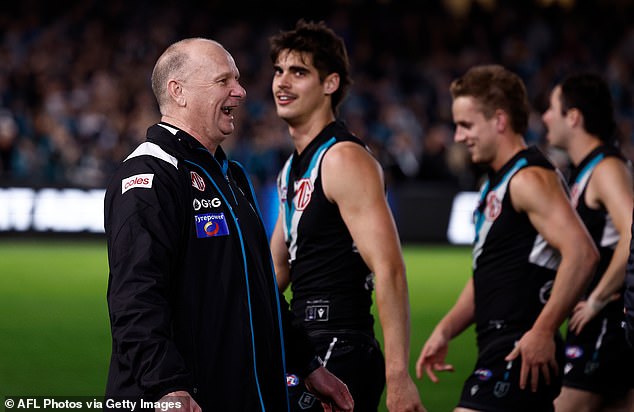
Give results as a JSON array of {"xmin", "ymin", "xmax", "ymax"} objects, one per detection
[
  {"xmin": 534, "ymin": 251, "xmax": 598, "ymax": 333},
  {"xmin": 435, "ymin": 278, "xmax": 475, "ymax": 340},
  {"xmin": 589, "ymin": 238, "xmax": 629, "ymax": 303},
  {"xmin": 374, "ymin": 267, "xmax": 413, "ymax": 377}
]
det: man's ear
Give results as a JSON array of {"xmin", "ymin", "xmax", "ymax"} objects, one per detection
[
  {"xmin": 566, "ymin": 108, "xmax": 582, "ymax": 128},
  {"xmin": 323, "ymin": 73, "xmax": 340, "ymax": 96},
  {"xmin": 167, "ymin": 80, "xmax": 186, "ymax": 106},
  {"xmin": 495, "ymin": 109, "xmax": 508, "ymax": 133}
]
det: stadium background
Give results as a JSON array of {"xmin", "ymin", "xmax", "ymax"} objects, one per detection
[{"xmin": 0, "ymin": 0, "xmax": 633, "ymax": 410}]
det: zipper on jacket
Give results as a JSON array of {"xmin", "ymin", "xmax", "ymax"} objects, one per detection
[{"xmin": 184, "ymin": 159, "xmax": 267, "ymax": 412}]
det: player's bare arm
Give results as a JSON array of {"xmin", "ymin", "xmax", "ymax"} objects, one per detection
[
  {"xmin": 505, "ymin": 166, "xmax": 598, "ymax": 391},
  {"xmin": 416, "ymin": 278, "xmax": 475, "ymax": 383},
  {"xmin": 568, "ymin": 157, "xmax": 634, "ymax": 333},
  {"xmin": 322, "ymin": 142, "xmax": 426, "ymax": 411},
  {"xmin": 271, "ymin": 211, "xmax": 291, "ymax": 291}
]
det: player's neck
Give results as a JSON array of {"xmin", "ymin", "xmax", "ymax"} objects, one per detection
[
  {"xmin": 568, "ymin": 133, "xmax": 602, "ymax": 166},
  {"xmin": 288, "ymin": 111, "xmax": 336, "ymax": 155},
  {"xmin": 490, "ymin": 133, "xmax": 527, "ymax": 172}
]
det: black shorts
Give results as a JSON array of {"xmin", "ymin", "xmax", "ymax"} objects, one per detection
[
  {"xmin": 286, "ymin": 330, "xmax": 385, "ymax": 412},
  {"xmin": 563, "ymin": 313, "xmax": 634, "ymax": 399},
  {"xmin": 457, "ymin": 331, "xmax": 564, "ymax": 412}
]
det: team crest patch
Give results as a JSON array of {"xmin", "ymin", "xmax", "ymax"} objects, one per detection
[
  {"xmin": 298, "ymin": 392, "xmax": 316, "ymax": 410},
  {"xmin": 191, "ymin": 171, "xmax": 206, "ymax": 192},
  {"xmin": 194, "ymin": 213, "xmax": 229, "ymax": 238},
  {"xmin": 286, "ymin": 374, "xmax": 299, "ymax": 387},
  {"xmin": 121, "ymin": 173, "xmax": 154, "ymax": 194},
  {"xmin": 485, "ymin": 191, "xmax": 502, "ymax": 221}
]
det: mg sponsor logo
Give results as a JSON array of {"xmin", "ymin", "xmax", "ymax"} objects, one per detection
[{"xmin": 294, "ymin": 178, "xmax": 313, "ymax": 211}]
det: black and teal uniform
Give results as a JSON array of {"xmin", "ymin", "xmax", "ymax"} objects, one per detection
[
  {"xmin": 562, "ymin": 144, "xmax": 634, "ymax": 399},
  {"xmin": 276, "ymin": 121, "xmax": 385, "ymax": 412},
  {"xmin": 458, "ymin": 146, "xmax": 565, "ymax": 412}
]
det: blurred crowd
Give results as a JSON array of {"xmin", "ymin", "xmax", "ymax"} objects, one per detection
[{"xmin": 0, "ymin": 0, "xmax": 633, "ymax": 191}]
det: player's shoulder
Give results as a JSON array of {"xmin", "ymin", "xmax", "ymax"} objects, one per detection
[
  {"xmin": 593, "ymin": 154, "xmax": 632, "ymax": 178},
  {"xmin": 323, "ymin": 140, "xmax": 376, "ymax": 168},
  {"xmin": 509, "ymin": 165, "xmax": 564, "ymax": 211},
  {"xmin": 106, "ymin": 142, "xmax": 182, "ymax": 195}
]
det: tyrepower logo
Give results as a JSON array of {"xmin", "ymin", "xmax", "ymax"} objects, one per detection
[{"xmin": 122, "ymin": 174, "xmax": 154, "ymax": 194}]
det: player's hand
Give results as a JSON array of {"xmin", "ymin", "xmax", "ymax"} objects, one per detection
[
  {"xmin": 569, "ymin": 294, "xmax": 619, "ymax": 335},
  {"xmin": 157, "ymin": 391, "xmax": 201, "ymax": 412},
  {"xmin": 415, "ymin": 329, "xmax": 454, "ymax": 383},
  {"xmin": 505, "ymin": 329, "xmax": 558, "ymax": 392},
  {"xmin": 304, "ymin": 366, "xmax": 354, "ymax": 412},
  {"xmin": 386, "ymin": 371, "xmax": 427, "ymax": 411}
]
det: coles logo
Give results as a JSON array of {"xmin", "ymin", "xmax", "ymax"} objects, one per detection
[
  {"xmin": 485, "ymin": 191, "xmax": 501, "ymax": 221},
  {"xmin": 122, "ymin": 173, "xmax": 154, "ymax": 194},
  {"xmin": 191, "ymin": 171, "xmax": 206, "ymax": 192},
  {"xmin": 294, "ymin": 178, "xmax": 314, "ymax": 211}
]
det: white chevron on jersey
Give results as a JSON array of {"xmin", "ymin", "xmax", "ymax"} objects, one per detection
[
  {"xmin": 571, "ymin": 153, "xmax": 619, "ymax": 249},
  {"xmin": 125, "ymin": 141, "xmax": 179, "ymax": 169},
  {"xmin": 473, "ymin": 157, "xmax": 560, "ymax": 270}
]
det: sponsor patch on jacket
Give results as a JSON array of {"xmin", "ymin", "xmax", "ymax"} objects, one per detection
[
  {"xmin": 195, "ymin": 213, "xmax": 230, "ymax": 238},
  {"xmin": 122, "ymin": 173, "xmax": 154, "ymax": 194},
  {"xmin": 191, "ymin": 171, "xmax": 206, "ymax": 192}
]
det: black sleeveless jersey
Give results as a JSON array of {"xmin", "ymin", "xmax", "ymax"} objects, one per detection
[
  {"xmin": 472, "ymin": 146, "xmax": 562, "ymax": 342},
  {"xmin": 569, "ymin": 145, "xmax": 628, "ymax": 314},
  {"xmin": 276, "ymin": 121, "xmax": 374, "ymax": 333}
]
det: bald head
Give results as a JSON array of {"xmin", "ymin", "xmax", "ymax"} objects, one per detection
[{"xmin": 151, "ymin": 38, "xmax": 225, "ymax": 113}]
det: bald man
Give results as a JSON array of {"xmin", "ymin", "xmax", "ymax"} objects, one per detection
[{"xmin": 104, "ymin": 38, "xmax": 353, "ymax": 412}]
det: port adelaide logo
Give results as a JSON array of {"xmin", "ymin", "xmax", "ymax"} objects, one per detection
[{"xmin": 191, "ymin": 171, "xmax": 206, "ymax": 192}]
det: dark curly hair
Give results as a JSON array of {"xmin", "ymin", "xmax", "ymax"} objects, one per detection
[{"xmin": 269, "ymin": 19, "xmax": 351, "ymax": 114}]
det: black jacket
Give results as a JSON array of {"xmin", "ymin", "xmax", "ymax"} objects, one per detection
[
  {"xmin": 104, "ymin": 123, "xmax": 315, "ymax": 411},
  {"xmin": 625, "ymin": 208, "xmax": 634, "ymax": 348}
]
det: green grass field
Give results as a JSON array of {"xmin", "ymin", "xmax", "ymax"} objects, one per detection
[{"xmin": 0, "ymin": 239, "xmax": 476, "ymax": 411}]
